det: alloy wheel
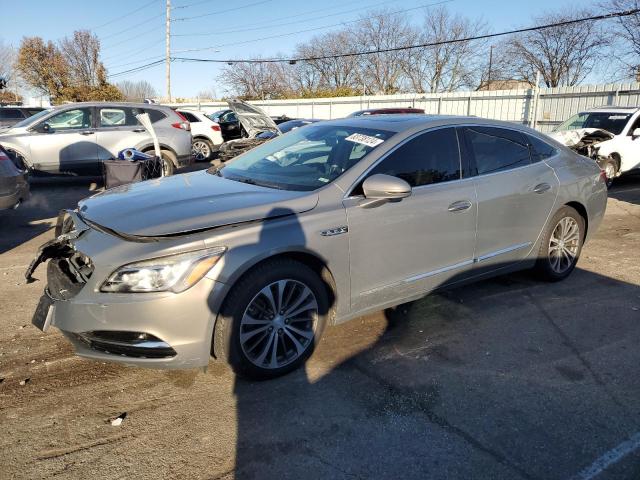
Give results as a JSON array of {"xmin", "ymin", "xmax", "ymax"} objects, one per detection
[
  {"xmin": 240, "ymin": 279, "xmax": 318, "ymax": 369},
  {"xmin": 192, "ymin": 140, "xmax": 211, "ymax": 161},
  {"xmin": 548, "ymin": 217, "xmax": 580, "ymax": 274}
]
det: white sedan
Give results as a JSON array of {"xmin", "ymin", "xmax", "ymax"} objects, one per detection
[{"xmin": 176, "ymin": 109, "xmax": 224, "ymax": 161}]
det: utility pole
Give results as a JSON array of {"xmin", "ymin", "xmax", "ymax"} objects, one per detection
[
  {"xmin": 487, "ymin": 45, "xmax": 494, "ymax": 89},
  {"xmin": 166, "ymin": 0, "xmax": 171, "ymax": 102}
]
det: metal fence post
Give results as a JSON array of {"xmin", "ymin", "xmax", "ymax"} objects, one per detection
[{"xmin": 467, "ymin": 96, "xmax": 472, "ymax": 116}]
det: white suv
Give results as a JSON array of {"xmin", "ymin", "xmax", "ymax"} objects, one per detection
[
  {"xmin": 176, "ymin": 109, "xmax": 224, "ymax": 161},
  {"xmin": 551, "ymin": 106, "xmax": 640, "ymax": 182}
]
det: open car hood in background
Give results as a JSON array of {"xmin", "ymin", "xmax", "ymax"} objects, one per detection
[{"xmin": 227, "ymin": 99, "xmax": 280, "ymax": 138}]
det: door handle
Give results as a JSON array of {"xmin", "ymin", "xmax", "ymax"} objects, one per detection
[
  {"xmin": 448, "ymin": 200, "xmax": 473, "ymax": 212},
  {"xmin": 533, "ymin": 183, "xmax": 551, "ymax": 194},
  {"xmin": 132, "ymin": 128, "xmax": 146, "ymax": 132},
  {"xmin": 80, "ymin": 130, "xmax": 94, "ymax": 135}
]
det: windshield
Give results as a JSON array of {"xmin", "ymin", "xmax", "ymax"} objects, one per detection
[
  {"xmin": 12, "ymin": 108, "xmax": 53, "ymax": 128},
  {"xmin": 555, "ymin": 112, "xmax": 632, "ymax": 135},
  {"xmin": 212, "ymin": 124, "xmax": 394, "ymax": 191}
]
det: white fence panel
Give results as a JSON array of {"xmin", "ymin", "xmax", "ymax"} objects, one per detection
[{"xmin": 168, "ymin": 83, "xmax": 640, "ymax": 133}]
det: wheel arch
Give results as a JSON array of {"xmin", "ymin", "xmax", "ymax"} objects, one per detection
[
  {"xmin": 564, "ymin": 201, "xmax": 588, "ymax": 239},
  {"xmin": 210, "ymin": 249, "xmax": 338, "ymax": 359},
  {"xmin": 139, "ymin": 143, "xmax": 179, "ymax": 164}
]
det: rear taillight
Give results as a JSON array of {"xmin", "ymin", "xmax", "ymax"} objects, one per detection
[
  {"xmin": 211, "ymin": 124, "xmax": 221, "ymax": 132},
  {"xmin": 172, "ymin": 121, "xmax": 190, "ymax": 131},
  {"xmin": 172, "ymin": 111, "xmax": 191, "ymax": 131},
  {"xmin": 0, "ymin": 150, "xmax": 10, "ymax": 161},
  {"xmin": 599, "ymin": 169, "xmax": 607, "ymax": 183}
]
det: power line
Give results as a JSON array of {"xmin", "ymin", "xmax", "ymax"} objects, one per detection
[
  {"xmin": 172, "ymin": 8, "xmax": 640, "ymax": 64},
  {"xmin": 172, "ymin": 0, "xmax": 214, "ymax": 9},
  {"xmin": 91, "ymin": 0, "xmax": 159, "ymax": 30},
  {"xmin": 172, "ymin": 0, "xmax": 439, "ymax": 37},
  {"xmin": 177, "ymin": 1, "xmax": 449, "ymax": 53},
  {"xmin": 172, "ymin": 0, "xmax": 273, "ymax": 21},
  {"xmin": 103, "ymin": 38, "xmax": 165, "ymax": 63},
  {"xmin": 108, "ymin": 59, "xmax": 167, "ymax": 78},
  {"xmin": 101, "ymin": 24, "xmax": 164, "ymax": 51}
]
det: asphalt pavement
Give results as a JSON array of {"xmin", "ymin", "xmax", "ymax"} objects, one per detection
[{"xmin": 1, "ymin": 168, "xmax": 639, "ymax": 480}]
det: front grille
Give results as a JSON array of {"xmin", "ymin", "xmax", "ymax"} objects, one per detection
[{"xmin": 74, "ymin": 331, "xmax": 177, "ymax": 359}]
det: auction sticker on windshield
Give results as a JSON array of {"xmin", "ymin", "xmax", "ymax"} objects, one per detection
[{"xmin": 345, "ymin": 133, "xmax": 384, "ymax": 147}]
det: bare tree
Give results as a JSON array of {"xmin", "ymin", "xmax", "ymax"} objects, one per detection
[
  {"xmin": 117, "ymin": 79, "xmax": 158, "ymax": 102},
  {"xmin": 504, "ymin": 9, "xmax": 609, "ymax": 87},
  {"xmin": 0, "ymin": 40, "xmax": 16, "ymax": 83},
  {"xmin": 59, "ymin": 30, "xmax": 103, "ymax": 87},
  {"xmin": 402, "ymin": 7, "xmax": 488, "ymax": 92},
  {"xmin": 349, "ymin": 10, "xmax": 414, "ymax": 94},
  {"xmin": 219, "ymin": 59, "xmax": 291, "ymax": 99},
  {"xmin": 601, "ymin": 0, "xmax": 640, "ymax": 80},
  {"xmin": 295, "ymin": 30, "xmax": 360, "ymax": 93}
]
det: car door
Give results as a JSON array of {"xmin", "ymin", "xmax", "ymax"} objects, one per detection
[
  {"xmin": 95, "ymin": 106, "xmax": 151, "ymax": 161},
  {"xmin": 343, "ymin": 127, "xmax": 478, "ymax": 312},
  {"xmin": 460, "ymin": 126, "xmax": 559, "ymax": 271},
  {"xmin": 28, "ymin": 107, "xmax": 97, "ymax": 174},
  {"xmin": 616, "ymin": 114, "xmax": 640, "ymax": 172}
]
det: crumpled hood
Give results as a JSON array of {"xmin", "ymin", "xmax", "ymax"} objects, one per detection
[
  {"xmin": 548, "ymin": 128, "xmax": 615, "ymax": 148},
  {"xmin": 78, "ymin": 170, "xmax": 318, "ymax": 237}
]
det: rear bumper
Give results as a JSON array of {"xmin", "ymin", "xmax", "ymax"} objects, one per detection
[{"xmin": 0, "ymin": 176, "xmax": 29, "ymax": 210}]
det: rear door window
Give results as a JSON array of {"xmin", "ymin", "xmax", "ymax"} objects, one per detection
[
  {"xmin": 179, "ymin": 111, "xmax": 200, "ymax": 122},
  {"xmin": 463, "ymin": 126, "xmax": 530, "ymax": 175},
  {"xmin": 0, "ymin": 109, "xmax": 24, "ymax": 119},
  {"xmin": 99, "ymin": 107, "xmax": 139, "ymax": 127},
  {"xmin": 367, "ymin": 127, "xmax": 461, "ymax": 187}
]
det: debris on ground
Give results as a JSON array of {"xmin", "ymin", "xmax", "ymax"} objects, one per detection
[
  {"xmin": 19, "ymin": 378, "xmax": 30, "ymax": 386},
  {"xmin": 109, "ymin": 412, "xmax": 127, "ymax": 426}
]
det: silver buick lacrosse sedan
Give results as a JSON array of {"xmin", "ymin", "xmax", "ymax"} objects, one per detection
[{"xmin": 28, "ymin": 115, "xmax": 608, "ymax": 379}]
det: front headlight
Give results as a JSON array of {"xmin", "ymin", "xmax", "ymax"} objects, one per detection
[{"xmin": 100, "ymin": 247, "xmax": 226, "ymax": 293}]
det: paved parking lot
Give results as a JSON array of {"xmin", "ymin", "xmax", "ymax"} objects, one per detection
[{"xmin": 1, "ymin": 169, "xmax": 639, "ymax": 480}]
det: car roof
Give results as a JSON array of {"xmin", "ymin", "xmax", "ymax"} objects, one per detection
[
  {"xmin": 320, "ymin": 114, "xmax": 531, "ymax": 133},
  {"xmin": 51, "ymin": 101, "xmax": 169, "ymax": 110},
  {"xmin": 583, "ymin": 106, "xmax": 640, "ymax": 114}
]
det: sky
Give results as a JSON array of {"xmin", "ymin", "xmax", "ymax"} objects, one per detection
[{"xmin": 1, "ymin": 0, "xmax": 593, "ymax": 99}]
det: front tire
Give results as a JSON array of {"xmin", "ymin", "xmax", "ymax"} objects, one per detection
[
  {"xmin": 214, "ymin": 259, "xmax": 329, "ymax": 379},
  {"xmin": 533, "ymin": 206, "xmax": 585, "ymax": 282},
  {"xmin": 600, "ymin": 157, "xmax": 617, "ymax": 189}
]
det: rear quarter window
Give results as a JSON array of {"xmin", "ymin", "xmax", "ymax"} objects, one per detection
[
  {"xmin": 527, "ymin": 134, "xmax": 557, "ymax": 162},
  {"xmin": 145, "ymin": 108, "xmax": 167, "ymax": 123}
]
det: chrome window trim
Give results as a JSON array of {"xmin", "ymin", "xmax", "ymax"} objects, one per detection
[{"xmin": 343, "ymin": 125, "xmax": 464, "ymax": 199}]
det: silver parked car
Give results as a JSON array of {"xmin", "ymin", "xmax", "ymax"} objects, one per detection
[
  {"xmin": 27, "ymin": 115, "xmax": 608, "ymax": 379},
  {"xmin": 0, "ymin": 102, "xmax": 192, "ymax": 176}
]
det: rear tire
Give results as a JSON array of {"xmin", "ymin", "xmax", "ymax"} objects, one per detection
[
  {"xmin": 142, "ymin": 148, "xmax": 176, "ymax": 176},
  {"xmin": 192, "ymin": 138, "xmax": 213, "ymax": 161},
  {"xmin": 533, "ymin": 206, "xmax": 585, "ymax": 282},
  {"xmin": 214, "ymin": 259, "xmax": 329, "ymax": 380}
]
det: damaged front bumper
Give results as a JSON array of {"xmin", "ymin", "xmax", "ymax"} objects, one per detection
[{"xmin": 26, "ymin": 210, "xmax": 225, "ymax": 369}]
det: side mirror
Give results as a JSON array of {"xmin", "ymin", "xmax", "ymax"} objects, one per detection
[
  {"xmin": 632, "ymin": 128, "xmax": 640, "ymax": 138},
  {"xmin": 37, "ymin": 123, "xmax": 51, "ymax": 133},
  {"xmin": 360, "ymin": 174, "xmax": 411, "ymax": 207}
]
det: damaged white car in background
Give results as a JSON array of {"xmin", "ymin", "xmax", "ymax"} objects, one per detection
[{"xmin": 550, "ymin": 107, "xmax": 640, "ymax": 187}]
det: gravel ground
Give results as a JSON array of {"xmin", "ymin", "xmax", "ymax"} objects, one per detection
[{"xmin": 1, "ymin": 171, "xmax": 639, "ymax": 480}]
